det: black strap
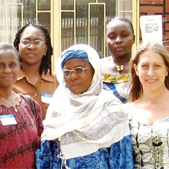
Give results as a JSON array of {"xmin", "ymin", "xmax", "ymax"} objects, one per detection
[{"xmin": 20, "ymin": 94, "xmax": 36, "ymax": 115}]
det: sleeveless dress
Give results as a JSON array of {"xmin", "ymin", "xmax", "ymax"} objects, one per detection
[{"xmin": 128, "ymin": 108, "xmax": 169, "ymax": 169}]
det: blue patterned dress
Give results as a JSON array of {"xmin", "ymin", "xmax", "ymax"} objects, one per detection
[
  {"xmin": 103, "ymin": 73, "xmax": 131, "ymax": 103},
  {"xmin": 36, "ymin": 135, "xmax": 134, "ymax": 169}
]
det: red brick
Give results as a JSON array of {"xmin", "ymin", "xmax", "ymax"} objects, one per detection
[
  {"xmin": 165, "ymin": 0, "xmax": 169, "ymax": 12},
  {"xmin": 140, "ymin": 0, "xmax": 163, "ymax": 4},
  {"xmin": 165, "ymin": 23, "xmax": 169, "ymax": 30},
  {"xmin": 140, "ymin": 6, "xmax": 163, "ymax": 13}
]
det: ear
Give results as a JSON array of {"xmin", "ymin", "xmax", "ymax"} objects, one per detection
[
  {"xmin": 165, "ymin": 66, "xmax": 169, "ymax": 76},
  {"xmin": 133, "ymin": 35, "xmax": 135, "ymax": 44},
  {"xmin": 133, "ymin": 63, "xmax": 138, "ymax": 76},
  {"xmin": 44, "ymin": 45, "xmax": 48, "ymax": 55}
]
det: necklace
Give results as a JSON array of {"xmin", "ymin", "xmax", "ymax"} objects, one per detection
[
  {"xmin": 115, "ymin": 65, "xmax": 124, "ymax": 71},
  {"xmin": 0, "ymin": 92, "xmax": 18, "ymax": 112}
]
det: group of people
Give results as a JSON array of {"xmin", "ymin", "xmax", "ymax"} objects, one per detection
[{"xmin": 0, "ymin": 16, "xmax": 169, "ymax": 169}]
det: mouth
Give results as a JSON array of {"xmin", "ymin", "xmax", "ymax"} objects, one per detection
[
  {"xmin": 115, "ymin": 47, "xmax": 124, "ymax": 52},
  {"xmin": 3, "ymin": 76, "xmax": 13, "ymax": 80},
  {"xmin": 26, "ymin": 53, "xmax": 37, "ymax": 56},
  {"xmin": 146, "ymin": 79, "xmax": 157, "ymax": 83},
  {"xmin": 70, "ymin": 83, "xmax": 81, "ymax": 88}
]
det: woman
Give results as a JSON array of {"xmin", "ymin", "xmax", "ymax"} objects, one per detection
[
  {"xmin": 36, "ymin": 44, "xmax": 134, "ymax": 169},
  {"xmin": 0, "ymin": 43, "xmax": 43, "ymax": 168},
  {"xmin": 13, "ymin": 22, "xmax": 59, "ymax": 119},
  {"xmin": 126, "ymin": 42, "xmax": 169, "ymax": 168},
  {"xmin": 101, "ymin": 17, "xmax": 135, "ymax": 103}
]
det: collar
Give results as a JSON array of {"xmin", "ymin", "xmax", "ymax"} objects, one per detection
[{"xmin": 17, "ymin": 69, "xmax": 55, "ymax": 82}]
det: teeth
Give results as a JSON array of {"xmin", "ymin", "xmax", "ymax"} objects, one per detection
[
  {"xmin": 116, "ymin": 48, "xmax": 123, "ymax": 51},
  {"xmin": 147, "ymin": 80, "xmax": 156, "ymax": 83}
]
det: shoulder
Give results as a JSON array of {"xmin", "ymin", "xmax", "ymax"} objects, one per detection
[
  {"xmin": 100, "ymin": 56, "xmax": 113, "ymax": 64},
  {"xmin": 41, "ymin": 71, "xmax": 59, "ymax": 84},
  {"xmin": 100, "ymin": 56, "xmax": 116, "ymax": 74}
]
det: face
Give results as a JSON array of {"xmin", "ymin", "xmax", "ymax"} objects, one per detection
[
  {"xmin": 19, "ymin": 26, "xmax": 48, "ymax": 66},
  {"xmin": 63, "ymin": 58, "xmax": 94, "ymax": 94},
  {"xmin": 0, "ymin": 50, "xmax": 20, "ymax": 88},
  {"xmin": 134, "ymin": 50, "xmax": 168, "ymax": 92},
  {"xmin": 106, "ymin": 20, "xmax": 135, "ymax": 58}
]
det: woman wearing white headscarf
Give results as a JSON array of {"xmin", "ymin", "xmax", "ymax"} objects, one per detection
[{"xmin": 36, "ymin": 44, "xmax": 134, "ymax": 169}]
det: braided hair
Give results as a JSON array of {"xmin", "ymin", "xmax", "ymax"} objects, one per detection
[{"xmin": 13, "ymin": 22, "xmax": 53, "ymax": 75}]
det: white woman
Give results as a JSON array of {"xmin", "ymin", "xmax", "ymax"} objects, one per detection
[
  {"xmin": 126, "ymin": 42, "xmax": 169, "ymax": 168},
  {"xmin": 36, "ymin": 44, "xmax": 134, "ymax": 169}
]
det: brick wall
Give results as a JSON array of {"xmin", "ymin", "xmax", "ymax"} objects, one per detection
[{"xmin": 140, "ymin": 0, "xmax": 169, "ymax": 49}]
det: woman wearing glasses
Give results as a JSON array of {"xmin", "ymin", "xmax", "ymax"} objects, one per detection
[
  {"xmin": 13, "ymin": 22, "xmax": 59, "ymax": 119},
  {"xmin": 35, "ymin": 44, "xmax": 134, "ymax": 169}
]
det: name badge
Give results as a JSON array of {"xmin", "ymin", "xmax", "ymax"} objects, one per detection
[
  {"xmin": 0, "ymin": 114, "xmax": 17, "ymax": 126},
  {"xmin": 41, "ymin": 93, "xmax": 53, "ymax": 104}
]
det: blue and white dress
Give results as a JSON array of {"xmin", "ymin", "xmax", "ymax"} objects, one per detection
[
  {"xmin": 36, "ymin": 44, "xmax": 134, "ymax": 169},
  {"xmin": 36, "ymin": 135, "xmax": 134, "ymax": 169},
  {"xmin": 103, "ymin": 73, "xmax": 131, "ymax": 103}
]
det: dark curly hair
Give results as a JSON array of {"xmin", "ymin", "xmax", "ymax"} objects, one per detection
[{"xmin": 13, "ymin": 22, "xmax": 53, "ymax": 75}]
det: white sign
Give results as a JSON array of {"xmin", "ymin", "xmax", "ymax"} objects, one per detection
[{"xmin": 140, "ymin": 15, "xmax": 163, "ymax": 44}]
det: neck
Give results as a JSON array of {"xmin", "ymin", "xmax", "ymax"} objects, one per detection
[
  {"xmin": 141, "ymin": 86, "xmax": 168, "ymax": 103},
  {"xmin": 112, "ymin": 53, "xmax": 131, "ymax": 65},
  {"xmin": 21, "ymin": 62, "xmax": 40, "ymax": 76},
  {"xmin": 0, "ymin": 88, "xmax": 13, "ymax": 99}
]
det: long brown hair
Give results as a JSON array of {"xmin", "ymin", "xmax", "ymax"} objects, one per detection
[{"xmin": 128, "ymin": 42, "xmax": 169, "ymax": 102}]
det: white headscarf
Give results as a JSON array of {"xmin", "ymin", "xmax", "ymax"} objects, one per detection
[{"xmin": 41, "ymin": 44, "xmax": 130, "ymax": 159}]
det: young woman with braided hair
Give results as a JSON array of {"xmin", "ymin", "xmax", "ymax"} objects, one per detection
[{"xmin": 13, "ymin": 22, "xmax": 59, "ymax": 119}]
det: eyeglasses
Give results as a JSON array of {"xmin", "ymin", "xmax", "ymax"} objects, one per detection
[
  {"xmin": 63, "ymin": 67, "xmax": 88, "ymax": 77},
  {"xmin": 20, "ymin": 39, "xmax": 45, "ymax": 47}
]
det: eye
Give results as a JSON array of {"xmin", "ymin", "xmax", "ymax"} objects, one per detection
[
  {"xmin": 121, "ymin": 34, "xmax": 128, "ymax": 37},
  {"xmin": 154, "ymin": 64, "xmax": 161, "ymax": 68},
  {"xmin": 141, "ymin": 64, "xmax": 148, "ymax": 69},
  {"xmin": 0, "ymin": 63, "xmax": 4, "ymax": 68},
  {"xmin": 10, "ymin": 63, "xmax": 17, "ymax": 68},
  {"xmin": 108, "ymin": 34, "xmax": 116, "ymax": 39},
  {"xmin": 34, "ymin": 40, "xmax": 42, "ymax": 46},
  {"xmin": 63, "ymin": 69, "xmax": 71, "ymax": 77},
  {"xmin": 74, "ymin": 67, "xmax": 83, "ymax": 74},
  {"xmin": 21, "ymin": 40, "xmax": 30, "ymax": 45}
]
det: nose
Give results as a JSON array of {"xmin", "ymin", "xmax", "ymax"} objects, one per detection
[
  {"xmin": 69, "ymin": 71, "xmax": 78, "ymax": 79},
  {"xmin": 147, "ymin": 67, "xmax": 154, "ymax": 76},
  {"xmin": 3, "ymin": 66, "xmax": 12, "ymax": 73},
  {"xmin": 27, "ymin": 42, "xmax": 36, "ymax": 48},
  {"xmin": 115, "ymin": 36, "xmax": 122, "ymax": 43}
]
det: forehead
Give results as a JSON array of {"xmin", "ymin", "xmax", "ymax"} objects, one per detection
[
  {"xmin": 21, "ymin": 26, "xmax": 45, "ymax": 39},
  {"xmin": 63, "ymin": 58, "xmax": 90, "ymax": 68},
  {"xmin": 107, "ymin": 20, "xmax": 132, "ymax": 33},
  {"xmin": 0, "ymin": 49, "xmax": 19, "ymax": 61},
  {"xmin": 138, "ymin": 50, "xmax": 164, "ymax": 63}
]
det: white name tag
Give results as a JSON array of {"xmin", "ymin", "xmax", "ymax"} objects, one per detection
[
  {"xmin": 0, "ymin": 114, "xmax": 17, "ymax": 126},
  {"xmin": 41, "ymin": 93, "xmax": 53, "ymax": 104}
]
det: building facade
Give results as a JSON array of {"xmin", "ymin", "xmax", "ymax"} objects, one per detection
[{"xmin": 4, "ymin": 0, "xmax": 167, "ymax": 70}]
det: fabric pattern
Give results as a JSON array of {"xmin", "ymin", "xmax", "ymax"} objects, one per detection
[
  {"xmin": 103, "ymin": 73, "xmax": 131, "ymax": 103},
  {"xmin": 0, "ymin": 95, "xmax": 43, "ymax": 168},
  {"xmin": 36, "ymin": 135, "xmax": 134, "ymax": 169},
  {"xmin": 12, "ymin": 69, "xmax": 59, "ymax": 119},
  {"xmin": 129, "ymin": 113, "xmax": 169, "ymax": 168},
  {"xmin": 37, "ymin": 44, "xmax": 134, "ymax": 168}
]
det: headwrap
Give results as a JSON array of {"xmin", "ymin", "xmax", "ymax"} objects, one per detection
[
  {"xmin": 41, "ymin": 44, "xmax": 130, "ymax": 159},
  {"xmin": 61, "ymin": 49, "xmax": 89, "ymax": 68}
]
